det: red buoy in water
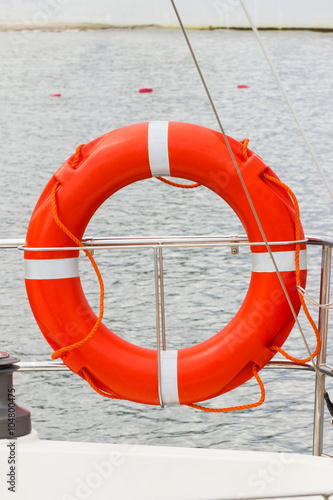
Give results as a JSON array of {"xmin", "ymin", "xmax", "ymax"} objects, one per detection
[
  {"xmin": 237, "ymin": 85, "xmax": 249, "ymax": 89},
  {"xmin": 139, "ymin": 88, "xmax": 153, "ymax": 93},
  {"xmin": 49, "ymin": 93, "xmax": 62, "ymax": 97}
]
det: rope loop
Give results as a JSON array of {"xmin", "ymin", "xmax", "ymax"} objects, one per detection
[
  {"xmin": 82, "ymin": 363, "xmax": 265, "ymax": 413},
  {"xmin": 81, "ymin": 367, "xmax": 121, "ymax": 400},
  {"xmin": 156, "ymin": 176, "xmax": 201, "ymax": 189},
  {"xmin": 186, "ymin": 364, "xmax": 265, "ymax": 413},
  {"xmin": 263, "ymin": 172, "xmax": 321, "ymax": 364},
  {"xmin": 50, "ymin": 181, "xmax": 105, "ymax": 360}
]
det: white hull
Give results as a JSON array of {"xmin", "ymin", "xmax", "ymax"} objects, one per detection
[
  {"xmin": 1, "ymin": 0, "xmax": 333, "ymax": 30},
  {"xmin": 1, "ymin": 430, "xmax": 333, "ymax": 499}
]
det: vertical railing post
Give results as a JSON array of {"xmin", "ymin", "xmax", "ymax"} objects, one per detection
[
  {"xmin": 313, "ymin": 244, "xmax": 332, "ymax": 455},
  {"xmin": 154, "ymin": 246, "xmax": 167, "ymax": 407}
]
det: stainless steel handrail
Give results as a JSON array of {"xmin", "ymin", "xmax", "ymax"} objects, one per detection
[
  {"xmin": 1, "ymin": 235, "xmax": 332, "ymax": 249},
  {"xmin": 16, "ymin": 360, "xmax": 68, "ymax": 371},
  {"xmin": 18, "ymin": 236, "xmax": 310, "ymax": 251},
  {"xmin": 0, "ymin": 238, "xmax": 25, "ymax": 248},
  {"xmin": 14, "ymin": 360, "xmax": 333, "ymax": 375}
]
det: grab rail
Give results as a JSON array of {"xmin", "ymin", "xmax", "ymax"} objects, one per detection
[
  {"xmin": 1, "ymin": 235, "xmax": 332, "ymax": 249},
  {"xmin": 16, "ymin": 359, "xmax": 333, "ymax": 373}
]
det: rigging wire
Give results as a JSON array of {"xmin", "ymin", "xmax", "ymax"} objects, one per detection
[
  {"xmin": 297, "ymin": 286, "xmax": 333, "ymax": 310},
  {"xmin": 239, "ymin": 0, "xmax": 333, "ymax": 203},
  {"xmin": 169, "ymin": 0, "xmax": 325, "ymax": 384}
]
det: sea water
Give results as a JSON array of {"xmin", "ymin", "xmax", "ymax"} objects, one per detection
[{"xmin": 0, "ymin": 27, "xmax": 333, "ymax": 453}]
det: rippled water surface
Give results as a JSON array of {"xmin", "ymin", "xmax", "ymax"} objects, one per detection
[{"xmin": 0, "ymin": 27, "xmax": 333, "ymax": 454}]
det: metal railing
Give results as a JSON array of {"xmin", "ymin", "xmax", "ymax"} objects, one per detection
[{"xmin": 1, "ymin": 235, "xmax": 332, "ymax": 456}]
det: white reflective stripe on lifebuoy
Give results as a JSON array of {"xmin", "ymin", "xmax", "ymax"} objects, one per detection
[
  {"xmin": 25, "ymin": 257, "xmax": 79, "ymax": 280},
  {"xmin": 160, "ymin": 350, "xmax": 179, "ymax": 405},
  {"xmin": 252, "ymin": 249, "xmax": 307, "ymax": 273},
  {"xmin": 148, "ymin": 121, "xmax": 170, "ymax": 177}
]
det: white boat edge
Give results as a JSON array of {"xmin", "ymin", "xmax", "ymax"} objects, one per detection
[{"xmin": 0, "ymin": 429, "xmax": 333, "ymax": 499}]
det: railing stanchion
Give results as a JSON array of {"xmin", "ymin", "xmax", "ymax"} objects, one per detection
[
  {"xmin": 154, "ymin": 246, "xmax": 167, "ymax": 407},
  {"xmin": 313, "ymin": 244, "xmax": 332, "ymax": 455}
]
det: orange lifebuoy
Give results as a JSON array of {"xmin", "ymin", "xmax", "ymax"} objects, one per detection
[{"xmin": 25, "ymin": 121, "xmax": 306, "ymax": 405}]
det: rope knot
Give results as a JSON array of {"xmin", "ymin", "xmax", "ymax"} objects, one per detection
[
  {"xmin": 69, "ymin": 144, "xmax": 86, "ymax": 169},
  {"xmin": 240, "ymin": 138, "xmax": 250, "ymax": 160}
]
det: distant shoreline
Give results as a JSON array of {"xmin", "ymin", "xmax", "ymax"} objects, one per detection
[
  {"xmin": 1, "ymin": 0, "xmax": 332, "ymax": 32},
  {"xmin": 0, "ymin": 23, "xmax": 332, "ymax": 33}
]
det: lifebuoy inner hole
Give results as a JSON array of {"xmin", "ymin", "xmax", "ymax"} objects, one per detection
[{"xmin": 79, "ymin": 177, "xmax": 252, "ymax": 349}]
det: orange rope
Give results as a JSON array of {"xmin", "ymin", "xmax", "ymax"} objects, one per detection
[
  {"xmin": 262, "ymin": 172, "xmax": 321, "ymax": 364},
  {"xmin": 82, "ymin": 363, "xmax": 265, "ymax": 412},
  {"xmin": 156, "ymin": 138, "xmax": 250, "ymax": 188},
  {"xmin": 186, "ymin": 364, "xmax": 265, "ymax": 412},
  {"xmin": 156, "ymin": 176, "xmax": 201, "ymax": 189},
  {"xmin": 50, "ymin": 181, "xmax": 105, "ymax": 360},
  {"xmin": 240, "ymin": 138, "xmax": 250, "ymax": 160},
  {"xmin": 81, "ymin": 368, "xmax": 121, "ymax": 400},
  {"xmin": 69, "ymin": 143, "xmax": 86, "ymax": 168}
]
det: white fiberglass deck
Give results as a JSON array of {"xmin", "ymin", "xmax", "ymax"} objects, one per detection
[{"xmin": 0, "ymin": 430, "xmax": 333, "ymax": 500}]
